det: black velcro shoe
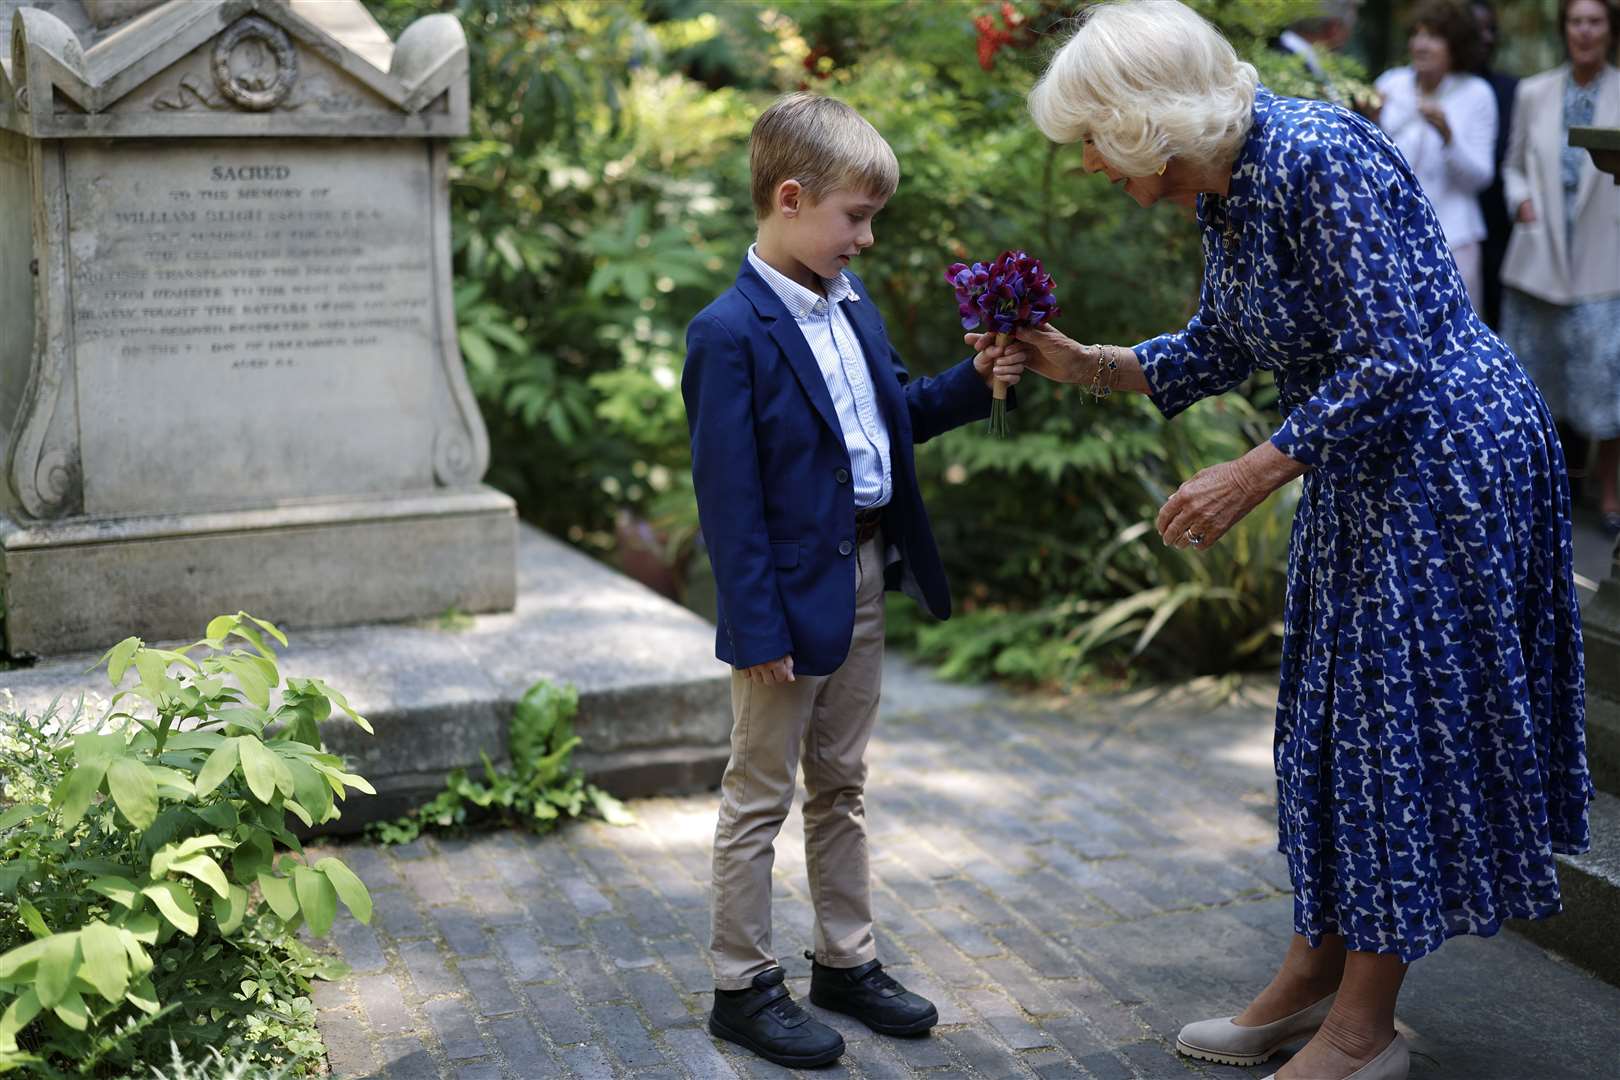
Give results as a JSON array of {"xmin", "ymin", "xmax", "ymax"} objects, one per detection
[
  {"xmin": 806, "ymin": 952, "xmax": 939, "ymax": 1036},
  {"xmin": 709, "ymin": 966, "xmax": 845, "ymax": 1068}
]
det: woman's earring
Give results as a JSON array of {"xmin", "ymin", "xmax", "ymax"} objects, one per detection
[{"xmin": 1156, "ymin": 161, "xmax": 1167, "ymax": 176}]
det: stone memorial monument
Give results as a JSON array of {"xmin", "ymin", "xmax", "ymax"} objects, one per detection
[{"xmin": 0, "ymin": 0, "xmax": 514, "ymax": 655}]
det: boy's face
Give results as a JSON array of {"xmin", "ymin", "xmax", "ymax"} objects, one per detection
[{"xmin": 778, "ymin": 183, "xmax": 887, "ymax": 281}]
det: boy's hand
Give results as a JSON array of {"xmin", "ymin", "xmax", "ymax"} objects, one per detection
[
  {"xmin": 742, "ymin": 655, "xmax": 796, "ymax": 684},
  {"xmin": 969, "ymin": 324, "xmax": 1085, "ymax": 384},
  {"xmin": 968, "ymin": 332, "xmax": 1031, "ymax": 388}
]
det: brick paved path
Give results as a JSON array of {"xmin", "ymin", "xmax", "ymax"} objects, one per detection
[{"xmin": 308, "ymin": 665, "xmax": 1620, "ymax": 1079}]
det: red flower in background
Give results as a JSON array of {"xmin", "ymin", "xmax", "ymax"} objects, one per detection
[
  {"xmin": 974, "ymin": 2, "xmax": 1034, "ymax": 71},
  {"xmin": 802, "ymin": 45, "xmax": 834, "ymax": 80}
]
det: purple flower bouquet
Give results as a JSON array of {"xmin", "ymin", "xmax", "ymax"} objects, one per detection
[{"xmin": 945, "ymin": 250, "xmax": 1061, "ymax": 436}]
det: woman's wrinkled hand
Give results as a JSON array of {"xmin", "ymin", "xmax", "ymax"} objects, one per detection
[
  {"xmin": 1155, "ymin": 458, "xmax": 1267, "ymax": 550},
  {"xmin": 1157, "ymin": 443, "xmax": 1306, "ymax": 550},
  {"xmin": 965, "ymin": 323, "xmax": 1083, "ymax": 385}
]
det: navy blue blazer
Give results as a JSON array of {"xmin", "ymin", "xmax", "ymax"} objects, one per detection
[{"xmin": 682, "ymin": 257, "xmax": 999, "ymax": 676}]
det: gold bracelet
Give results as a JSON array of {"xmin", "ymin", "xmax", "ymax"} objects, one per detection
[{"xmin": 1085, "ymin": 344, "xmax": 1119, "ymax": 400}]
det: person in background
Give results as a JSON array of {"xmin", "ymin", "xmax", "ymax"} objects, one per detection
[
  {"xmin": 1500, "ymin": 0, "xmax": 1620, "ymax": 534},
  {"xmin": 1372, "ymin": 0, "xmax": 1498, "ymax": 314},
  {"xmin": 1472, "ymin": 0, "xmax": 1519, "ymax": 329},
  {"xmin": 1275, "ymin": 0, "xmax": 1363, "ymax": 104}
]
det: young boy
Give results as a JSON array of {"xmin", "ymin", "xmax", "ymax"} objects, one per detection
[{"xmin": 682, "ymin": 92, "xmax": 1021, "ymax": 1068}]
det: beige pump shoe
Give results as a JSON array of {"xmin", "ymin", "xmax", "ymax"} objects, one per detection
[
  {"xmin": 1174, "ymin": 992, "xmax": 1337, "ymax": 1068},
  {"xmin": 1261, "ymin": 1032, "xmax": 1410, "ymax": 1080}
]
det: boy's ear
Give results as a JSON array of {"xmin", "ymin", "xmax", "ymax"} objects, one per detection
[{"xmin": 777, "ymin": 178, "xmax": 804, "ymax": 218}]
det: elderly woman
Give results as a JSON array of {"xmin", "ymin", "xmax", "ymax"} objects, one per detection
[
  {"xmin": 1500, "ymin": 0, "xmax": 1620, "ymax": 534},
  {"xmin": 983, "ymin": 3, "xmax": 1591, "ymax": 1079}
]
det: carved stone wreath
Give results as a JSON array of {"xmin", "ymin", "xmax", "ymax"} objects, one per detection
[{"xmin": 212, "ymin": 15, "xmax": 298, "ymax": 111}]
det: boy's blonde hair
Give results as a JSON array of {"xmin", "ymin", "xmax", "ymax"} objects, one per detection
[{"xmin": 749, "ymin": 92, "xmax": 899, "ymax": 220}]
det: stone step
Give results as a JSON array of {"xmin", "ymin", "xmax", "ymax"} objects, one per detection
[
  {"xmin": 1582, "ymin": 571, "xmax": 1620, "ymax": 797},
  {"xmin": 1587, "ymin": 692, "xmax": 1620, "ymax": 800},
  {"xmin": 1512, "ymin": 788, "xmax": 1620, "ymax": 988},
  {"xmin": 0, "ymin": 523, "xmax": 732, "ymax": 833}
]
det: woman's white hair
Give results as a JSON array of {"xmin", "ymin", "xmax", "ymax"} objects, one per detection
[{"xmin": 1029, "ymin": 0, "xmax": 1259, "ymax": 177}]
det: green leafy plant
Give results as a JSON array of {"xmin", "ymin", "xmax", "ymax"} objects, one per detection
[
  {"xmin": 143, "ymin": 1042, "xmax": 292, "ymax": 1080},
  {"xmin": 369, "ymin": 680, "xmax": 631, "ymax": 845},
  {"xmin": 0, "ymin": 614, "xmax": 375, "ymax": 1077}
]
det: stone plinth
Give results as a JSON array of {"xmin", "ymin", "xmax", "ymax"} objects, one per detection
[
  {"xmin": 0, "ymin": 524, "xmax": 734, "ymax": 830},
  {"xmin": 0, "ymin": 0, "xmax": 512, "ymax": 655}
]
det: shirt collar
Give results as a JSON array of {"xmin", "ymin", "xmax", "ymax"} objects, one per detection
[{"xmin": 747, "ymin": 244, "xmax": 858, "ymax": 320}]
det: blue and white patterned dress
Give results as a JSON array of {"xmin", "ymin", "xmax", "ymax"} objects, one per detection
[{"xmin": 1136, "ymin": 87, "xmax": 1591, "ymax": 962}]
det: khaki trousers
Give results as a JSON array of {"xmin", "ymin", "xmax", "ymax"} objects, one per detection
[{"xmin": 710, "ymin": 535, "xmax": 886, "ymax": 989}]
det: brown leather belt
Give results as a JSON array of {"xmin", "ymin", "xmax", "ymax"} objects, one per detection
[{"xmin": 854, "ymin": 506, "xmax": 885, "ymax": 544}]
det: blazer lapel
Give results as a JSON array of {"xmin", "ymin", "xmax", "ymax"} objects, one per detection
[
  {"xmin": 1536, "ymin": 71, "xmax": 1571, "ymax": 277},
  {"xmin": 733, "ymin": 260, "xmax": 843, "ymax": 439},
  {"xmin": 1572, "ymin": 65, "xmax": 1620, "ymax": 221},
  {"xmin": 841, "ymin": 281, "xmax": 906, "ymax": 434}
]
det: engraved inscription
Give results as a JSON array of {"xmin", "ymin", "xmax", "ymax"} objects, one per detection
[{"xmin": 67, "ymin": 140, "xmax": 443, "ymax": 515}]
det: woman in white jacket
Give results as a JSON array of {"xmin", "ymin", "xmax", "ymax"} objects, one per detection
[
  {"xmin": 1501, "ymin": 0, "xmax": 1620, "ymax": 535},
  {"xmin": 1373, "ymin": 0, "xmax": 1498, "ymax": 312}
]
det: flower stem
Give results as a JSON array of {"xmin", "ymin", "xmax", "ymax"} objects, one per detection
[{"xmin": 987, "ymin": 331, "xmax": 1011, "ymax": 437}]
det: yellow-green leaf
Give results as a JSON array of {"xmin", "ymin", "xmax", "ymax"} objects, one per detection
[
  {"xmin": 88, "ymin": 876, "xmax": 143, "ymax": 911},
  {"xmin": 77, "ymin": 921, "xmax": 129, "ymax": 1003},
  {"xmin": 237, "ymin": 735, "xmax": 279, "ymax": 803},
  {"xmin": 193, "ymin": 738, "xmax": 239, "ymax": 800},
  {"xmin": 141, "ymin": 882, "xmax": 198, "ymax": 935},
  {"xmin": 0, "ymin": 988, "xmax": 41, "ymax": 1052},
  {"xmin": 0, "ymin": 803, "xmax": 45, "ymax": 832},
  {"xmin": 35, "ymin": 934, "xmax": 78, "ymax": 1009},
  {"xmin": 0, "ymin": 938, "xmax": 49, "ymax": 981},
  {"xmin": 133, "ymin": 649, "xmax": 171, "ymax": 695},
  {"xmin": 205, "ymin": 614, "xmax": 238, "ymax": 644},
  {"xmin": 51, "ymin": 988, "xmax": 88, "ymax": 1031},
  {"xmin": 98, "ymin": 637, "xmax": 141, "ymax": 683},
  {"xmin": 213, "ymin": 885, "xmax": 248, "ymax": 935},
  {"xmin": 150, "ymin": 834, "xmax": 235, "ymax": 878},
  {"xmin": 118, "ymin": 925, "xmax": 154, "ymax": 974},
  {"xmin": 17, "ymin": 900, "xmax": 48, "ymax": 940},
  {"xmin": 169, "ymin": 854, "xmax": 230, "ymax": 899},
  {"xmin": 257, "ymin": 873, "xmax": 298, "ymax": 922},
  {"xmin": 125, "ymin": 975, "xmax": 159, "ymax": 1014},
  {"xmin": 316, "ymin": 858, "xmax": 372, "ymax": 924},
  {"xmin": 120, "ymin": 911, "xmax": 160, "ymax": 947},
  {"xmin": 293, "ymin": 865, "xmax": 336, "ymax": 936},
  {"xmin": 53, "ymin": 760, "xmax": 109, "ymax": 828},
  {"xmin": 106, "ymin": 757, "xmax": 158, "ymax": 829},
  {"xmin": 242, "ymin": 612, "xmax": 288, "ymax": 647}
]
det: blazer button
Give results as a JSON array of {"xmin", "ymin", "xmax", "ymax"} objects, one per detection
[
  {"xmin": 838, "ymin": 540, "xmax": 854, "ymax": 556},
  {"xmin": 836, "ymin": 468, "xmax": 850, "ymax": 483}
]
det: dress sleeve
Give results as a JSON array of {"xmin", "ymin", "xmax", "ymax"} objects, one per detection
[
  {"xmin": 1268, "ymin": 137, "xmax": 1435, "ymax": 470},
  {"xmin": 1134, "ymin": 255, "xmax": 1254, "ymax": 420}
]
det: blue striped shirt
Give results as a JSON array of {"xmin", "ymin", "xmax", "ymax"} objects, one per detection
[{"xmin": 746, "ymin": 245, "xmax": 892, "ymax": 509}]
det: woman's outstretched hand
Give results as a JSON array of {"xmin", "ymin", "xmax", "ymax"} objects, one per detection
[
  {"xmin": 966, "ymin": 323, "xmax": 1083, "ymax": 385},
  {"xmin": 1157, "ymin": 442, "xmax": 1306, "ymax": 550}
]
